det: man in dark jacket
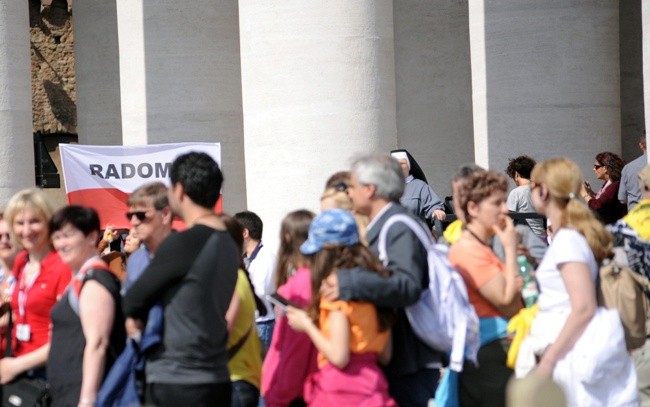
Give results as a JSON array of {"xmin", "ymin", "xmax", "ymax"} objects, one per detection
[
  {"xmin": 123, "ymin": 152, "xmax": 238, "ymax": 406},
  {"xmin": 320, "ymin": 154, "xmax": 442, "ymax": 407}
]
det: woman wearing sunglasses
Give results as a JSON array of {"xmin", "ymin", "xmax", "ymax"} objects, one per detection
[
  {"xmin": 0, "ymin": 189, "xmax": 72, "ymax": 384},
  {"xmin": 580, "ymin": 151, "xmax": 627, "ymax": 224}
]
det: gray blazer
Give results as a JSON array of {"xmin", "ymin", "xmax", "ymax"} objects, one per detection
[{"xmin": 337, "ymin": 202, "xmax": 442, "ymax": 378}]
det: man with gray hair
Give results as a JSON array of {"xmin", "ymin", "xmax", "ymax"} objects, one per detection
[
  {"xmin": 123, "ymin": 181, "xmax": 173, "ymax": 292},
  {"xmin": 320, "ymin": 154, "xmax": 442, "ymax": 407}
]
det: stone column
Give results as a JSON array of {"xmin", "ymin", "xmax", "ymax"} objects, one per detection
[
  {"xmin": 0, "ymin": 1, "xmax": 35, "ymax": 202},
  {"xmin": 469, "ymin": 1, "xmax": 621, "ymax": 181},
  {"xmin": 115, "ymin": 0, "xmax": 247, "ymax": 212},
  {"xmin": 620, "ymin": 0, "xmax": 644, "ymax": 162},
  {"xmin": 73, "ymin": 0, "xmax": 123, "ymax": 145},
  {"xmin": 239, "ymin": 1, "xmax": 398, "ymax": 249},
  {"xmin": 393, "ymin": 0, "xmax": 474, "ymax": 198},
  {"xmin": 643, "ymin": 0, "xmax": 650, "ymax": 164}
]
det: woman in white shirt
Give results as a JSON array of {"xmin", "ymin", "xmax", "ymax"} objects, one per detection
[{"xmin": 518, "ymin": 157, "xmax": 638, "ymax": 406}]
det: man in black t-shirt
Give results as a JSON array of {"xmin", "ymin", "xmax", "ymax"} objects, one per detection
[{"xmin": 123, "ymin": 152, "xmax": 238, "ymax": 407}]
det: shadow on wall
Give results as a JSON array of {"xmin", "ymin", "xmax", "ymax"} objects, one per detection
[{"xmin": 44, "ymin": 80, "xmax": 76, "ymax": 129}]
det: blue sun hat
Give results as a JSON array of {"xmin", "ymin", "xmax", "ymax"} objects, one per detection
[{"xmin": 300, "ymin": 209, "xmax": 360, "ymax": 255}]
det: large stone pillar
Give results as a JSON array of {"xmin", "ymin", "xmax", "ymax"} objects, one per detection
[
  {"xmin": 73, "ymin": 0, "xmax": 123, "ymax": 145},
  {"xmin": 239, "ymin": 1, "xmax": 398, "ymax": 249},
  {"xmin": 0, "ymin": 1, "xmax": 35, "ymax": 202},
  {"xmin": 643, "ymin": 0, "xmax": 650, "ymax": 164},
  {"xmin": 115, "ymin": 0, "xmax": 247, "ymax": 212},
  {"xmin": 469, "ymin": 1, "xmax": 621, "ymax": 182},
  {"xmin": 393, "ymin": 0, "xmax": 474, "ymax": 199},
  {"xmin": 620, "ymin": 0, "xmax": 644, "ymax": 162}
]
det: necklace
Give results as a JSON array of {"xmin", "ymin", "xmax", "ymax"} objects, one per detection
[{"xmin": 465, "ymin": 227, "xmax": 490, "ymax": 247}]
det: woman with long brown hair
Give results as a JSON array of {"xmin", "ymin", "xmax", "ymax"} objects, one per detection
[
  {"xmin": 286, "ymin": 209, "xmax": 395, "ymax": 406},
  {"xmin": 261, "ymin": 209, "xmax": 317, "ymax": 407}
]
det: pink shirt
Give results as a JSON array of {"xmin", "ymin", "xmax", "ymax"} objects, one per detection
[{"xmin": 261, "ymin": 267, "xmax": 318, "ymax": 407}]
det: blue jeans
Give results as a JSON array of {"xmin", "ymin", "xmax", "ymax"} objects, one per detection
[
  {"xmin": 256, "ymin": 319, "xmax": 275, "ymax": 358},
  {"xmin": 388, "ymin": 368, "xmax": 440, "ymax": 407},
  {"xmin": 232, "ymin": 380, "xmax": 259, "ymax": 407}
]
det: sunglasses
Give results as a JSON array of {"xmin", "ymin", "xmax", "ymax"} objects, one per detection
[
  {"xmin": 125, "ymin": 211, "xmax": 150, "ymax": 221},
  {"xmin": 593, "ymin": 164, "xmax": 604, "ymax": 170}
]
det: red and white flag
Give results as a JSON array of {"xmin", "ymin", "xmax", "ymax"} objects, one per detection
[{"xmin": 59, "ymin": 142, "xmax": 222, "ymax": 229}]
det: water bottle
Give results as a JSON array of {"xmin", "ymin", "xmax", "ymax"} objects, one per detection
[{"xmin": 517, "ymin": 255, "xmax": 539, "ymax": 308}]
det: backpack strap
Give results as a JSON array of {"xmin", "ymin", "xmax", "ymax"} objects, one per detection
[
  {"xmin": 68, "ymin": 264, "xmax": 112, "ymax": 316},
  {"xmin": 378, "ymin": 214, "xmax": 434, "ymax": 265},
  {"xmin": 227, "ymin": 324, "xmax": 252, "ymax": 360}
]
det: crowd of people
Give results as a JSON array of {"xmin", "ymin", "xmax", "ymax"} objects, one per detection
[{"xmin": 0, "ymin": 137, "xmax": 646, "ymax": 407}]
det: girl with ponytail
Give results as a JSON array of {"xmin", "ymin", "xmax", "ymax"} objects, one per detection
[{"xmin": 516, "ymin": 157, "xmax": 638, "ymax": 406}]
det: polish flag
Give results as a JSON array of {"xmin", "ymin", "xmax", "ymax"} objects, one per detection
[{"xmin": 59, "ymin": 142, "xmax": 222, "ymax": 230}]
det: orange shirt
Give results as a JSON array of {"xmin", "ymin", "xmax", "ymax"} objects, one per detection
[
  {"xmin": 449, "ymin": 237, "xmax": 507, "ymax": 318},
  {"xmin": 317, "ymin": 299, "xmax": 389, "ymax": 368}
]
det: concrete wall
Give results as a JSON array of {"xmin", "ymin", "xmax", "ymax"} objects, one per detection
[
  {"xmin": 394, "ymin": 0, "xmax": 474, "ymax": 198},
  {"xmin": 470, "ymin": 1, "xmax": 621, "ymax": 186},
  {"xmin": 239, "ymin": 1, "xmax": 397, "ymax": 250},
  {"xmin": 73, "ymin": 0, "xmax": 122, "ymax": 145},
  {"xmin": 0, "ymin": 1, "xmax": 35, "ymax": 203},
  {"xmin": 116, "ymin": 0, "xmax": 247, "ymax": 213}
]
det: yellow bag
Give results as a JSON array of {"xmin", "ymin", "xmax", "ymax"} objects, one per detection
[{"xmin": 506, "ymin": 304, "xmax": 539, "ymax": 368}]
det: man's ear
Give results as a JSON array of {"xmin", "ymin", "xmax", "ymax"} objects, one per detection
[
  {"xmin": 366, "ymin": 183, "xmax": 378, "ymax": 199},
  {"xmin": 161, "ymin": 206, "xmax": 173, "ymax": 225},
  {"xmin": 171, "ymin": 182, "xmax": 184, "ymax": 203},
  {"xmin": 242, "ymin": 228, "xmax": 250, "ymax": 239}
]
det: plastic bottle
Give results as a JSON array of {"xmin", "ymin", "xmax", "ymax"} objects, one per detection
[{"xmin": 517, "ymin": 255, "xmax": 539, "ymax": 308}]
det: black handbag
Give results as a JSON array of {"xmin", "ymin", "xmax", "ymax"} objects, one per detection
[
  {"xmin": 2, "ymin": 377, "xmax": 50, "ymax": 407},
  {"xmin": 1, "ymin": 305, "xmax": 51, "ymax": 407}
]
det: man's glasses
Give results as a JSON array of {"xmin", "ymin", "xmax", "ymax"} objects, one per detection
[
  {"xmin": 125, "ymin": 211, "xmax": 149, "ymax": 221},
  {"xmin": 593, "ymin": 164, "xmax": 604, "ymax": 170}
]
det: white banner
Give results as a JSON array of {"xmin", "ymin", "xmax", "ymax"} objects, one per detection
[{"xmin": 59, "ymin": 142, "xmax": 221, "ymax": 229}]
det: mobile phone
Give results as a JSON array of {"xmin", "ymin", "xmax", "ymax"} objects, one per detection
[{"xmin": 266, "ymin": 293, "xmax": 301, "ymax": 310}]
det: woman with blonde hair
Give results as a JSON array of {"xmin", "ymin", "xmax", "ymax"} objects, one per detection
[
  {"xmin": 0, "ymin": 189, "xmax": 71, "ymax": 384},
  {"xmin": 516, "ymin": 158, "xmax": 638, "ymax": 406}
]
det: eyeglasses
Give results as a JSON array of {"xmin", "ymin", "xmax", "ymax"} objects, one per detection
[
  {"xmin": 593, "ymin": 164, "xmax": 604, "ymax": 170},
  {"xmin": 125, "ymin": 211, "xmax": 149, "ymax": 221}
]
